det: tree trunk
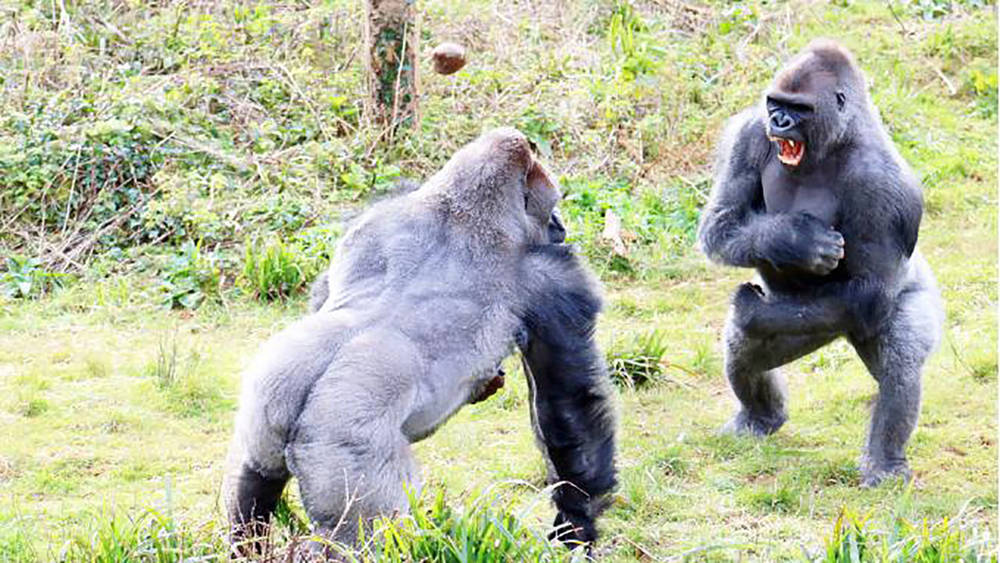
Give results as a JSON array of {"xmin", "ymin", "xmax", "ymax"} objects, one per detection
[{"xmin": 363, "ymin": 0, "xmax": 420, "ymax": 134}]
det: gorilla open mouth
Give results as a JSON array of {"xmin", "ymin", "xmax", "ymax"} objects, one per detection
[{"xmin": 770, "ymin": 137, "xmax": 805, "ymax": 167}]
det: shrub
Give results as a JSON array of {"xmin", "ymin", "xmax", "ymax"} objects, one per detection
[
  {"xmin": 157, "ymin": 241, "xmax": 221, "ymax": 310},
  {"xmin": 1, "ymin": 255, "xmax": 66, "ymax": 300}
]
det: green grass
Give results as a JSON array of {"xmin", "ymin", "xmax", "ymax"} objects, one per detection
[{"xmin": 0, "ymin": 0, "xmax": 996, "ymax": 560}]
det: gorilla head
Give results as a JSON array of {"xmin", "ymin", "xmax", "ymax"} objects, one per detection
[
  {"xmin": 764, "ymin": 39, "xmax": 869, "ymax": 167},
  {"xmin": 419, "ymin": 127, "xmax": 564, "ymax": 248}
]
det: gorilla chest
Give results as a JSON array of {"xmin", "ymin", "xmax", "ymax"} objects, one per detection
[{"xmin": 761, "ymin": 162, "xmax": 839, "ymax": 226}]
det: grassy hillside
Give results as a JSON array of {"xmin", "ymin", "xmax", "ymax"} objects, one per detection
[{"xmin": 0, "ymin": 0, "xmax": 996, "ymax": 560}]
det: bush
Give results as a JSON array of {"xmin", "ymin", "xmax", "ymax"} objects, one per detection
[
  {"xmin": 157, "ymin": 241, "xmax": 221, "ymax": 310},
  {"xmin": 1, "ymin": 255, "xmax": 66, "ymax": 300}
]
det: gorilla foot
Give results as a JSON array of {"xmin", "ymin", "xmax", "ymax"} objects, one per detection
[
  {"xmin": 860, "ymin": 460, "xmax": 912, "ymax": 488},
  {"xmin": 720, "ymin": 410, "xmax": 787, "ymax": 437}
]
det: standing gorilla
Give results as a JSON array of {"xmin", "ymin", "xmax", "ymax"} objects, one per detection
[
  {"xmin": 698, "ymin": 39, "xmax": 943, "ymax": 486},
  {"xmin": 224, "ymin": 128, "xmax": 616, "ymax": 552}
]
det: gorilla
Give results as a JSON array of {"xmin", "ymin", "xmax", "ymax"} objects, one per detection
[
  {"xmin": 308, "ymin": 179, "xmax": 568, "ymax": 405},
  {"xmin": 223, "ymin": 128, "xmax": 616, "ymax": 553},
  {"xmin": 697, "ymin": 39, "xmax": 943, "ymax": 486}
]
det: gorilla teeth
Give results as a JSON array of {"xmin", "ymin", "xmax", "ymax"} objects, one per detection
[{"xmin": 771, "ymin": 137, "xmax": 805, "ymax": 166}]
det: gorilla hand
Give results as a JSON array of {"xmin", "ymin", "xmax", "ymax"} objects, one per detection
[
  {"xmin": 758, "ymin": 213, "xmax": 844, "ymax": 275},
  {"xmin": 732, "ymin": 282, "xmax": 765, "ymax": 332},
  {"xmin": 470, "ymin": 369, "xmax": 505, "ymax": 403}
]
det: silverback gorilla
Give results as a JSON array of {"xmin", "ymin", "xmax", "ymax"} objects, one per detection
[
  {"xmin": 224, "ymin": 128, "xmax": 616, "ymax": 552},
  {"xmin": 698, "ymin": 40, "xmax": 943, "ymax": 486}
]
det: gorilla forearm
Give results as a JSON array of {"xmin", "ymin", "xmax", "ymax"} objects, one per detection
[
  {"xmin": 740, "ymin": 278, "xmax": 896, "ymax": 341},
  {"xmin": 698, "ymin": 206, "xmax": 763, "ymax": 268},
  {"xmin": 308, "ymin": 270, "xmax": 330, "ymax": 313}
]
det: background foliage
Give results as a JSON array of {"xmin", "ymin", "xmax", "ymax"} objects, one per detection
[{"xmin": 0, "ymin": 0, "xmax": 995, "ymax": 560}]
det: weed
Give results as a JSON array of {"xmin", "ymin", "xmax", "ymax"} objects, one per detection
[
  {"xmin": 607, "ymin": 329, "xmax": 668, "ymax": 389},
  {"xmin": 157, "ymin": 241, "xmax": 221, "ymax": 310},
  {"xmin": 1, "ymin": 255, "xmax": 65, "ymax": 300},
  {"xmin": 241, "ymin": 236, "xmax": 319, "ymax": 301}
]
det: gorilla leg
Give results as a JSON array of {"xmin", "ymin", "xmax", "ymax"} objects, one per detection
[
  {"xmin": 286, "ymin": 339, "xmax": 421, "ymax": 547},
  {"xmin": 851, "ymin": 284, "xmax": 942, "ymax": 486},
  {"xmin": 723, "ymin": 297, "xmax": 838, "ymax": 436},
  {"xmin": 288, "ymin": 427, "xmax": 417, "ymax": 546}
]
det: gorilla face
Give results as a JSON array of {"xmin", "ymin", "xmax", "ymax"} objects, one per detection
[
  {"xmin": 433, "ymin": 127, "xmax": 563, "ymax": 245},
  {"xmin": 764, "ymin": 42, "xmax": 864, "ymax": 169},
  {"xmin": 765, "ymin": 93, "xmax": 812, "ymax": 167},
  {"xmin": 546, "ymin": 209, "xmax": 566, "ymax": 244}
]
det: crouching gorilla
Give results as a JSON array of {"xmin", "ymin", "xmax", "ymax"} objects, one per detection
[
  {"xmin": 223, "ymin": 128, "xmax": 616, "ymax": 553},
  {"xmin": 698, "ymin": 40, "xmax": 943, "ymax": 486}
]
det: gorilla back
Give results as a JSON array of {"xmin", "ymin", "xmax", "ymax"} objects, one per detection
[
  {"xmin": 224, "ymin": 128, "xmax": 616, "ymax": 551},
  {"xmin": 697, "ymin": 40, "xmax": 943, "ymax": 487}
]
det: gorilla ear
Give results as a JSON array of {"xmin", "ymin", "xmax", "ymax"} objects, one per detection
[{"xmin": 836, "ymin": 91, "xmax": 847, "ymax": 111}]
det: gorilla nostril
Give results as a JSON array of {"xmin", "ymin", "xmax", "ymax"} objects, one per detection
[{"xmin": 770, "ymin": 113, "xmax": 794, "ymax": 131}]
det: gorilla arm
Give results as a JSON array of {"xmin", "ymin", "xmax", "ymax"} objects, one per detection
[
  {"xmin": 518, "ymin": 245, "xmax": 617, "ymax": 546},
  {"xmin": 698, "ymin": 112, "xmax": 844, "ymax": 275},
  {"xmin": 736, "ymin": 169, "xmax": 923, "ymax": 342}
]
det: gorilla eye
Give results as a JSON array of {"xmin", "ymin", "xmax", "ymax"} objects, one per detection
[{"xmin": 836, "ymin": 91, "xmax": 846, "ymax": 111}]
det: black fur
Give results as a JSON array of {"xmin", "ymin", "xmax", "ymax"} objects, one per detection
[
  {"xmin": 519, "ymin": 244, "xmax": 617, "ymax": 546},
  {"xmin": 229, "ymin": 464, "xmax": 289, "ymax": 555}
]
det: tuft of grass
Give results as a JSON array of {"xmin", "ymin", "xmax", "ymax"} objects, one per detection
[
  {"xmin": 10, "ymin": 372, "xmax": 51, "ymax": 418},
  {"xmin": 241, "ymin": 236, "xmax": 318, "ymax": 301},
  {"xmin": 342, "ymin": 488, "xmax": 578, "ymax": 563},
  {"xmin": 738, "ymin": 482, "xmax": 800, "ymax": 514},
  {"xmin": 814, "ymin": 507, "xmax": 996, "ymax": 563},
  {"xmin": 150, "ymin": 330, "xmax": 180, "ymax": 389},
  {"xmin": 147, "ymin": 330, "xmax": 228, "ymax": 418},
  {"xmin": 606, "ymin": 329, "xmax": 668, "ymax": 389},
  {"xmin": 61, "ymin": 508, "xmax": 226, "ymax": 562}
]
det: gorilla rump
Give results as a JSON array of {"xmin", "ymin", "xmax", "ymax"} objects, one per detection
[
  {"xmin": 698, "ymin": 39, "xmax": 943, "ymax": 486},
  {"xmin": 224, "ymin": 128, "xmax": 616, "ymax": 551}
]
